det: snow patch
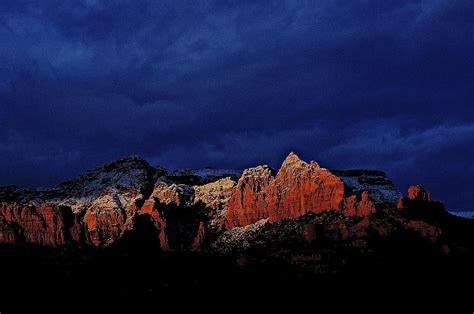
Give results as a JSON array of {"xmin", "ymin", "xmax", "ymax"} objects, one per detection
[{"xmin": 333, "ymin": 170, "xmax": 402, "ymax": 204}]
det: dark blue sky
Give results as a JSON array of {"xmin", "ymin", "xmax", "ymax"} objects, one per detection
[{"xmin": 0, "ymin": 0, "xmax": 473, "ymax": 210}]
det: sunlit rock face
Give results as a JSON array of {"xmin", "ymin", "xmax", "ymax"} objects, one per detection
[
  {"xmin": 225, "ymin": 152, "xmax": 380, "ymax": 228},
  {"xmin": 0, "ymin": 203, "xmax": 81, "ymax": 246},
  {"xmin": 139, "ymin": 173, "xmax": 237, "ymax": 251},
  {"xmin": 225, "ymin": 165, "xmax": 275, "ymax": 228},
  {"xmin": 0, "ymin": 156, "xmax": 158, "ymax": 247},
  {"xmin": 0, "ymin": 152, "xmax": 457, "ymax": 253},
  {"xmin": 268, "ymin": 153, "xmax": 347, "ymax": 222},
  {"xmin": 0, "ymin": 154, "xmax": 240, "ymax": 249},
  {"xmin": 408, "ymin": 185, "xmax": 431, "ymax": 201}
]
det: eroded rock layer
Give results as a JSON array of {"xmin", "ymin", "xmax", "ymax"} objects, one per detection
[
  {"xmin": 0, "ymin": 152, "xmax": 456, "ymax": 252},
  {"xmin": 225, "ymin": 152, "xmax": 379, "ymax": 227}
]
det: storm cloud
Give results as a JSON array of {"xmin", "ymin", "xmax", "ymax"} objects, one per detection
[{"xmin": 0, "ymin": 0, "xmax": 473, "ymax": 210}]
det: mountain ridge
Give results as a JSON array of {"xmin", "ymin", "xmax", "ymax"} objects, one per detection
[{"xmin": 0, "ymin": 152, "xmax": 471, "ymax": 254}]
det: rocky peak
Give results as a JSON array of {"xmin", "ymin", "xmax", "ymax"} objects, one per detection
[
  {"xmin": 0, "ymin": 152, "xmax": 450, "ymax": 251},
  {"xmin": 226, "ymin": 165, "xmax": 275, "ymax": 228},
  {"xmin": 54, "ymin": 156, "xmax": 149, "ymax": 196},
  {"xmin": 0, "ymin": 156, "xmax": 155, "ymax": 208},
  {"xmin": 280, "ymin": 152, "xmax": 307, "ymax": 169},
  {"xmin": 0, "ymin": 155, "xmax": 161, "ymax": 247},
  {"xmin": 397, "ymin": 186, "xmax": 446, "ymax": 219},
  {"xmin": 277, "ymin": 152, "xmax": 323, "ymax": 183},
  {"xmin": 408, "ymin": 185, "xmax": 431, "ymax": 201},
  {"xmin": 149, "ymin": 177, "xmax": 195, "ymax": 207},
  {"xmin": 240, "ymin": 165, "xmax": 275, "ymax": 181}
]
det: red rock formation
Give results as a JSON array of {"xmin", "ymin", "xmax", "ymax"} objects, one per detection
[
  {"xmin": 2, "ymin": 153, "xmax": 451, "ymax": 252},
  {"xmin": 226, "ymin": 166, "xmax": 274, "ymax": 228},
  {"xmin": 269, "ymin": 153, "xmax": 346, "ymax": 222},
  {"xmin": 151, "ymin": 179, "xmax": 194, "ymax": 207},
  {"xmin": 0, "ymin": 203, "xmax": 80, "ymax": 246},
  {"xmin": 139, "ymin": 176, "xmax": 237, "ymax": 250},
  {"xmin": 81, "ymin": 188, "xmax": 150, "ymax": 246},
  {"xmin": 397, "ymin": 186, "xmax": 444, "ymax": 212},
  {"xmin": 0, "ymin": 156, "xmax": 158, "ymax": 247},
  {"xmin": 140, "ymin": 198, "xmax": 169, "ymax": 250},
  {"xmin": 344, "ymin": 191, "xmax": 376, "ymax": 217},
  {"xmin": 397, "ymin": 185, "xmax": 448, "ymax": 233},
  {"xmin": 194, "ymin": 177, "xmax": 236, "ymax": 211},
  {"xmin": 226, "ymin": 152, "xmax": 376, "ymax": 227},
  {"xmin": 408, "ymin": 185, "xmax": 431, "ymax": 201}
]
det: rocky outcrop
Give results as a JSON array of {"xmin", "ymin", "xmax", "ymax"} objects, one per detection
[
  {"xmin": 150, "ymin": 177, "xmax": 195, "ymax": 207},
  {"xmin": 0, "ymin": 202, "xmax": 81, "ymax": 246},
  {"xmin": 194, "ymin": 177, "xmax": 236, "ymax": 234},
  {"xmin": 0, "ymin": 156, "xmax": 157, "ymax": 247},
  {"xmin": 0, "ymin": 152, "xmax": 459, "ymax": 253},
  {"xmin": 138, "ymin": 175, "xmax": 237, "ymax": 251},
  {"xmin": 396, "ymin": 185, "xmax": 448, "ymax": 241},
  {"xmin": 397, "ymin": 185, "xmax": 444, "ymax": 214},
  {"xmin": 408, "ymin": 185, "xmax": 431, "ymax": 201},
  {"xmin": 194, "ymin": 177, "xmax": 236, "ymax": 211},
  {"xmin": 140, "ymin": 197, "xmax": 169, "ymax": 250},
  {"xmin": 268, "ymin": 153, "xmax": 347, "ymax": 222},
  {"xmin": 226, "ymin": 166, "xmax": 274, "ymax": 228},
  {"xmin": 226, "ymin": 152, "xmax": 377, "ymax": 227},
  {"xmin": 344, "ymin": 191, "xmax": 376, "ymax": 216}
]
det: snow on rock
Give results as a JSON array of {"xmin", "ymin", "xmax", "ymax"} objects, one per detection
[
  {"xmin": 194, "ymin": 177, "xmax": 236, "ymax": 211},
  {"xmin": 138, "ymin": 176, "xmax": 237, "ymax": 250},
  {"xmin": 0, "ymin": 156, "xmax": 158, "ymax": 246},
  {"xmin": 332, "ymin": 170, "xmax": 402, "ymax": 205},
  {"xmin": 56, "ymin": 155, "xmax": 155, "ymax": 213},
  {"xmin": 194, "ymin": 177, "xmax": 237, "ymax": 233},
  {"xmin": 448, "ymin": 211, "xmax": 474, "ymax": 219},
  {"xmin": 212, "ymin": 219, "xmax": 269, "ymax": 253},
  {"xmin": 150, "ymin": 177, "xmax": 195, "ymax": 207},
  {"xmin": 170, "ymin": 168, "xmax": 242, "ymax": 185}
]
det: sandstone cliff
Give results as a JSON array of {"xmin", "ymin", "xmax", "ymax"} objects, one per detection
[
  {"xmin": 0, "ymin": 152, "xmax": 458, "ymax": 252},
  {"xmin": 225, "ymin": 152, "xmax": 385, "ymax": 227}
]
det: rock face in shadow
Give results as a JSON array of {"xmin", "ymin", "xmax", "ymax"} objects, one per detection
[
  {"xmin": 139, "ymin": 176, "xmax": 236, "ymax": 251},
  {"xmin": 397, "ymin": 185, "xmax": 445, "ymax": 216},
  {"xmin": 344, "ymin": 191, "xmax": 376, "ymax": 217}
]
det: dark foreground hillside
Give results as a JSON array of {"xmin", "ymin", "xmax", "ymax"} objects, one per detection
[{"xmin": 0, "ymin": 219, "xmax": 473, "ymax": 311}]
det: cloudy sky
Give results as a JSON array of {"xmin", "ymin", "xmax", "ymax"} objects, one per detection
[{"xmin": 0, "ymin": 0, "xmax": 473, "ymax": 210}]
